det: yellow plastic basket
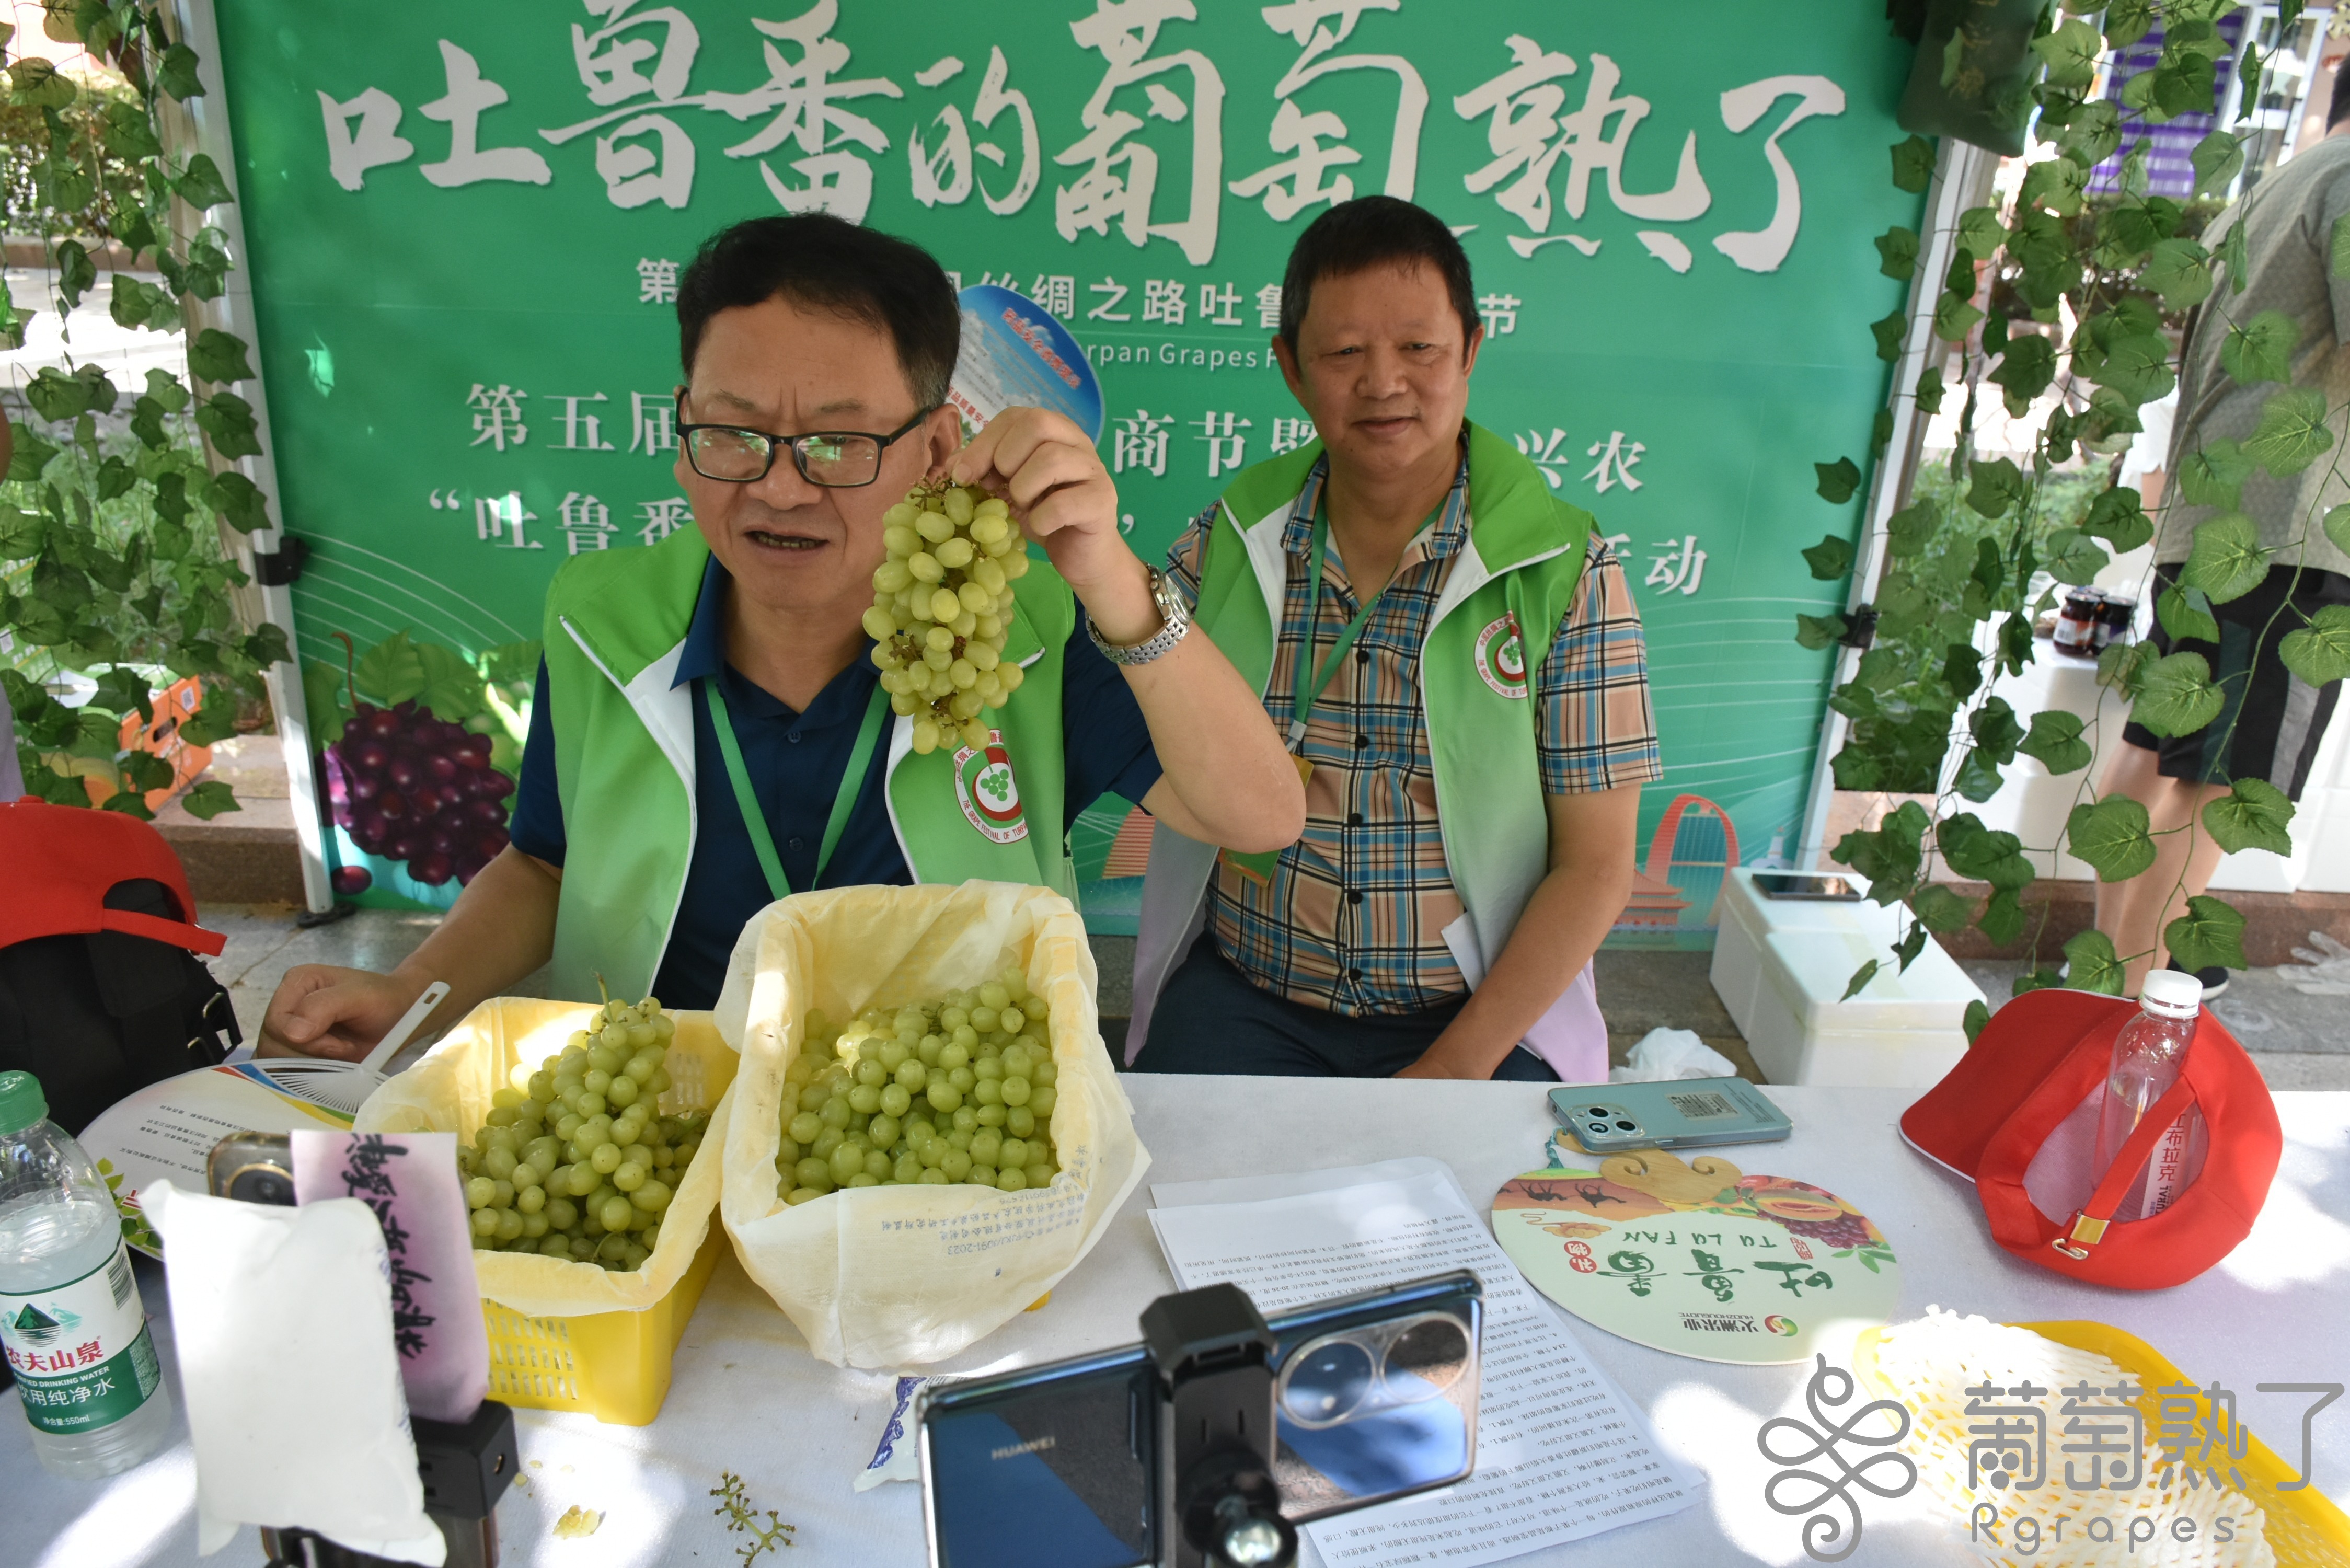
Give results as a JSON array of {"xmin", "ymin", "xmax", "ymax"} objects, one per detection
[
  {"xmin": 356, "ymin": 997, "xmax": 737, "ymax": 1427},
  {"xmin": 480, "ymin": 1223, "xmax": 727, "ymax": 1425},
  {"xmin": 1856, "ymin": 1319, "xmax": 2350, "ymax": 1567}
]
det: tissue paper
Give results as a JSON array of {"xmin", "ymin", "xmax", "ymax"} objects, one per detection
[{"xmin": 144, "ymin": 1181, "xmax": 445, "ymax": 1566}]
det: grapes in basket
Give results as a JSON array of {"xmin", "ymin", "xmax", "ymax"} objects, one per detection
[
  {"xmin": 777, "ymin": 966, "xmax": 1061, "ymax": 1202},
  {"xmin": 455, "ymin": 996, "xmax": 708, "ymax": 1270},
  {"xmin": 863, "ymin": 479, "xmax": 1030, "ymax": 757}
]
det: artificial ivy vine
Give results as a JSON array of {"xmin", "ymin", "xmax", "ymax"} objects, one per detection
[
  {"xmin": 0, "ymin": 0, "xmax": 284, "ymax": 819},
  {"xmin": 1808, "ymin": 0, "xmax": 2346, "ymax": 1020}
]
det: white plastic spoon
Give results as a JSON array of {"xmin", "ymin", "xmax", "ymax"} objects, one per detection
[{"xmin": 256, "ymin": 981, "xmax": 453, "ymax": 1116}]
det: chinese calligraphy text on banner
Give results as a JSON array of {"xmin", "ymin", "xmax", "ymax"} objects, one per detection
[{"xmin": 212, "ymin": 1, "xmax": 1921, "ymax": 938}]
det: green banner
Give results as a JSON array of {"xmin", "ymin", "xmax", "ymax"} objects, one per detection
[{"xmin": 211, "ymin": 1, "xmax": 1919, "ymax": 936}]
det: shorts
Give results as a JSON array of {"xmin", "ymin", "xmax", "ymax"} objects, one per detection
[{"xmin": 2119, "ymin": 561, "xmax": 2350, "ymax": 800}]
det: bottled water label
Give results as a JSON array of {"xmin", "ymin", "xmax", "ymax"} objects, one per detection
[{"xmin": 1, "ymin": 1240, "xmax": 163, "ymax": 1436}]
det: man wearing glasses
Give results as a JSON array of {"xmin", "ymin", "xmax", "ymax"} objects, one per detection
[{"xmin": 259, "ymin": 215, "xmax": 1303, "ymax": 1057}]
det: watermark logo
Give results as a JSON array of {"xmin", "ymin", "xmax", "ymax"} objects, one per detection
[{"xmin": 1758, "ymin": 1355, "xmax": 1917, "ymax": 1563}]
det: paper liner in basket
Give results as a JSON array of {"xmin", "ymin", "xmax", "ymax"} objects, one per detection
[
  {"xmin": 714, "ymin": 881, "xmax": 1150, "ymax": 1368},
  {"xmin": 354, "ymin": 997, "xmax": 736, "ymax": 1321}
]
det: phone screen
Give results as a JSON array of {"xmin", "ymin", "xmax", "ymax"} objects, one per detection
[{"xmin": 1754, "ymin": 872, "xmax": 1862, "ymax": 900}]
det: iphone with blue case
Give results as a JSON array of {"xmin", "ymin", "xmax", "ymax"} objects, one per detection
[{"xmin": 1548, "ymin": 1076, "xmax": 1791, "ymax": 1152}]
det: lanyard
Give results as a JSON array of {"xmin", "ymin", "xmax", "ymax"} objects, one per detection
[
  {"xmin": 701, "ymin": 675, "xmax": 890, "ymax": 901},
  {"xmin": 1288, "ymin": 509, "xmax": 1388, "ymax": 751}
]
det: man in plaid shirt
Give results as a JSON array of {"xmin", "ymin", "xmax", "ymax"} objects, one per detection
[{"xmin": 1125, "ymin": 198, "xmax": 1662, "ymax": 1081}]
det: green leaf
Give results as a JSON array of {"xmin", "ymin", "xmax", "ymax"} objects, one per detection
[
  {"xmin": 1971, "ymin": 697, "xmax": 2025, "ymax": 764},
  {"xmin": 2061, "ymin": 930, "xmax": 2127, "ymax": 995},
  {"xmin": 1834, "ymin": 799, "xmax": 1930, "ymax": 903},
  {"xmin": 1989, "ymin": 334, "xmax": 2057, "ymax": 413},
  {"xmin": 1997, "ymin": 612, "xmax": 2035, "ymax": 677},
  {"xmin": 1893, "ymin": 920, "xmax": 1930, "ymax": 973},
  {"xmin": 2326, "ymin": 504, "xmax": 2350, "ymax": 559},
  {"xmin": 2099, "ymin": 636, "xmax": 2157, "ymax": 695},
  {"xmin": 1979, "ymin": 887, "xmax": 2028, "ymax": 947},
  {"xmin": 1888, "ymin": 501, "xmax": 1939, "ymax": 556},
  {"xmin": 174, "ymin": 152, "xmax": 233, "ymax": 209},
  {"xmin": 145, "ymin": 367, "xmax": 191, "ymax": 413},
  {"xmin": 194, "ymin": 392, "xmax": 262, "ymax": 459},
  {"xmin": 1933, "ymin": 292, "xmax": 1985, "ymax": 344},
  {"xmin": 1942, "ymin": 642, "xmax": 1983, "ymax": 700},
  {"xmin": 2013, "ymin": 964, "xmax": 2066, "ymax": 997},
  {"xmin": 2181, "ymin": 513, "xmax": 2272, "ymax": 604},
  {"xmin": 354, "ymin": 631, "xmax": 427, "ymax": 707},
  {"xmin": 2067, "ymin": 796, "xmax": 2158, "ymax": 881},
  {"xmin": 93, "ymin": 456, "xmax": 134, "ymax": 502},
  {"xmin": 1911, "ymin": 883, "xmax": 1975, "ymax": 933},
  {"xmin": 0, "ymin": 508, "xmax": 43, "ymax": 561},
  {"xmin": 129, "ymin": 396, "xmax": 169, "ymax": 451},
  {"xmin": 1890, "ymin": 134, "xmax": 1934, "ymax": 193},
  {"xmin": 1795, "ymin": 613, "xmax": 1847, "ymax": 651},
  {"xmin": 2279, "ymin": 603, "xmax": 2350, "ymax": 685},
  {"xmin": 178, "ymin": 779, "xmax": 239, "ymax": 820},
  {"xmin": 2243, "ymin": 387, "xmax": 2334, "ymax": 477},
  {"xmin": 121, "ymin": 751, "xmax": 175, "ymax": 793},
  {"xmin": 208, "ymin": 472, "xmax": 269, "ymax": 533},
  {"xmin": 2132, "ymin": 651, "xmax": 2226, "ymax": 737},
  {"xmin": 2032, "ymin": 17, "xmax": 2102, "ymax": 88},
  {"xmin": 9, "ymin": 57, "xmax": 77, "ymax": 108},
  {"xmin": 2140, "ymin": 237, "xmax": 2214, "ymax": 309},
  {"xmin": 1871, "ymin": 408, "xmax": 1894, "ymax": 456},
  {"xmin": 2221, "ymin": 309, "xmax": 2299, "ymax": 385},
  {"xmin": 186, "ymin": 328, "xmax": 253, "ymax": 385},
  {"xmin": 2191, "ymin": 130, "xmax": 2246, "ymax": 195},
  {"xmin": 1815, "ymin": 457, "xmax": 1861, "ymax": 504},
  {"xmin": 88, "ymin": 666, "xmax": 152, "ymax": 721},
  {"xmin": 1841, "ymin": 960, "xmax": 1881, "ymax": 1002},
  {"xmin": 1803, "ymin": 534, "xmax": 1854, "ymax": 580},
  {"xmin": 25, "ymin": 365, "xmax": 91, "ymax": 422},
  {"xmin": 2018, "ymin": 710, "xmax": 2092, "ymax": 775},
  {"xmin": 2084, "ymin": 332, "xmax": 2176, "ymax": 406},
  {"xmin": 55, "ymin": 239, "xmax": 95, "ymax": 312},
  {"xmin": 1957, "ymin": 206, "xmax": 2006, "ymax": 258},
  {"xmin": 2176, "ymin": 439, "xmax": 2251, "ymax": 509},
  {"xmin": 2060, "ymin": 100, "xmax": 2124, "ymax": 168},
  {"xmin": 2204, "ymin": 777, "xmax": 2295, "ymax": 856},
  {"xmin": 2165, "ymin": 895, "xmax": 2248, "ymax": 972},
  {"xmin": 1914, "ymin": 367, "xmax": 1946, "ymax": 416},
  {"xmin": 2041, "ymin": 528, "xmax": 2109, "ymax": 586},
  {"xmin": 1939, "ymin": 813, "xmax": 2034, "ymax": 890},
  {"xmin": 416, "ymin": 641, "xmax": 487, "ymax": 723},
  {"xmin": 1963, "ymin": 998, "xmax": 1993, "ymax": 1044},
  {"xmin": 1966, "ymin": 457, "xmax": 2026, "ymax": 520},
  {"xmin": 1874, "ymin": 226, "xmax": 1918, "ymax": 280},
  {"xmin": 2158, "ymin": 582, "xmax": 2221, "ymax": 644},
  {"xmin": 1871, "ymin": 309, "xmax": 1905, "ymax": 362},
  {"xmin": 2083, "ymin": 486, "xmax": 2153, "ymax": 551},
  {"xmin": 1952, "ymin": 747, "xmax": 2005, "ymax": 803},
  {"xmin": 2018, "ymin": 157, "xmax": 2087, "ymax": 216},
  {"xmin": 153, "ymin": 472, "xmax": 189, "ymax": 526},
  {"xmin": 2220, "ymin": 220, "xmax": 2250, "ymax": 296},
  {"xmin": 157, "ymin": 42, "xmax": 204, "ymax": 100}
]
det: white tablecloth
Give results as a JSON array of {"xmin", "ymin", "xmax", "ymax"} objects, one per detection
[{"xmin": 14, "ymin": 1079, "xmax": 2349, "ymax": 1567}]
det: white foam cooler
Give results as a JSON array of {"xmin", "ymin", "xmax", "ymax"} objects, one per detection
[{"xmin": 1709, "ymin": 868, "xmax": 1985, "ymax": 1087}]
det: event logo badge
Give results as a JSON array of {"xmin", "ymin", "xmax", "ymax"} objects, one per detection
[
  {"xmin": 1475, "ymin": 613, "xmax": 1528, "ymax": 698},
  {"xmin": 953, "ymin": 732, "xmax": 1028, "ymax": 844}
]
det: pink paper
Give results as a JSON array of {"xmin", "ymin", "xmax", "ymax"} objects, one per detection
[{"xmin": 292, "ymin": 1131, "xmax": 488, "ymax": 1424}]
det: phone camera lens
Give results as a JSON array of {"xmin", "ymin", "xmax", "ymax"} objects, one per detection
[
  {"xmin": 226, "ymin": 1166, "xmax": 294, "ymax": 1206},
  {"xmin": 1584, "ymin": 1106, "xmax": 1610, "ymax": 1118},
  {"xmin": 1614, "ymin": 1120, "xmax": 1638, "ymax": 1132},
  {"xmin": 1384, "ymin": 1316, "xmax": 1470, "ymax": 1397},
  {"xmin": 1586, "ymin": 1122, "xmax": 1609, "ymax": 1136},
  {"xmin": 1280, "ymin": 1339, "xmax": 1374, "ymax": 1425}
]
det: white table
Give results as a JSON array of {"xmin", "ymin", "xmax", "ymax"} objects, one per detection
[{"xmin": 15, "ymin": 1080, "xmax": 2349, "ymax": 1567}]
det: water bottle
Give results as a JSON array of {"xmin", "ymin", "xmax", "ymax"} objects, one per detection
[
  {"xmin": 2090, "ymin": 970, "xmax": 2209, "ymax": 1223},
  {"xmin": 0, "ymin": 1070, "xmax": 172, "ymax": 1477}
]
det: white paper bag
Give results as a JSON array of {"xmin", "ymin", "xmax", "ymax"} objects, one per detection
[{"xmin": 145, "ymin": 1182, "xmax": 444, "ymax": 1566}]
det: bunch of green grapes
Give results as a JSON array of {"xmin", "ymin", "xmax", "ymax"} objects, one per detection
[
  {"xmin": 455, "ymin": 996, "xmax": 708, "ymax": 1271},
  {"xmin": 862, "ymin": 479, "xmax": 1030, "ymax": 756},
  {"xmin": 776, "ymin": 966, "xmax": 1061, "ymax": 1203}
]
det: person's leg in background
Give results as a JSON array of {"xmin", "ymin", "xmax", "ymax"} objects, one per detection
[{"xmin": 2093, "ymin": 736, "xmax": 2230, "ymax": 997}]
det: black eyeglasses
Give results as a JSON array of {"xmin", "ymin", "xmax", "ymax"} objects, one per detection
[{"xmin": 674, "ymin": 391, "xmax": 937, "ymax": 487}]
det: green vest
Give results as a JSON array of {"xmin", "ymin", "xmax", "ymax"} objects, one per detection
[
  {"xmin": 1129, "ymin": 422, "xmax": 1596, "ymax": 1051},
  {"xmin": 539, "ymin": 525, "xmax": 1077, "ymax": 1002}
]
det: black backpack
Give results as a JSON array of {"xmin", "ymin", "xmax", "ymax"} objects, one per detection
[{"xmin": 0, "ymin": 800, "xmax": 241, "ymax": 1136}]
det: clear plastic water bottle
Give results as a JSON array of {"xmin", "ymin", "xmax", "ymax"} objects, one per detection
[
  {"xmin": 0, "ymin": 1070, "xmax": 172, "ymax": 1477},
  {"xmin": 2091, "ymin": 970, "xmax": 2208, "ymax": 1223}
]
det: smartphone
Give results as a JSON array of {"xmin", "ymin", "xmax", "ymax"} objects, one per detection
[
  {"xmin": 205, "ymin": 1131, "xmax": 296, "ymax": 1204},
  {"xmin": 1548, "ymin": 1076, "xmax": 1792, "ymax": 1152},
  {"xmin": 917, "ymin": 1272, "xmax": 1481, "ymax": 1568},
  {"xmin": 1753, "ymin": 871, "xmax": 1863, "ymax": 900}
]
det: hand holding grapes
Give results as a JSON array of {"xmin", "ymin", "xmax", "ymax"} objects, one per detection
[{"xmin": 949, "ymin": 408, "xmax": 1158, "ymax": 645}]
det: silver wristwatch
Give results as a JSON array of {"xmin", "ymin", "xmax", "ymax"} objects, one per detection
[{"xmin": 1086, "ymin": 567, "xmax": 1191, "ymax": 666}]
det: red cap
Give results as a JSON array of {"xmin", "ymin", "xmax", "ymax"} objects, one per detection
[{"xmin": 0, "ymin": 798, "xmax": 225, "ymax": 956}]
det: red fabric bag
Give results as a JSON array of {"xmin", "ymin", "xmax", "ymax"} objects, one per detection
[{"xmin": 1900, "ymin": 988, "xmax": 2279, "ymax": 1290}]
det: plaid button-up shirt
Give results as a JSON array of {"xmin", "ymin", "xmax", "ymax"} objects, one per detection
[{"xmin": 1164, "ymin": 448, "xmax": 1663, "ymax": 1017}]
